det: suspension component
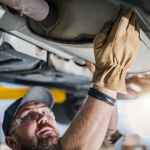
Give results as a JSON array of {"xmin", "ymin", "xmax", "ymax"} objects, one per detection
[{"xmin": 0, "ymin": 0, "xmax": 49, "ymax": 21}]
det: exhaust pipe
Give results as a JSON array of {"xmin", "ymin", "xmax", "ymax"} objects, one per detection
[{"xmin": 0, "ymin": 0, "xmax": 49, "ymax": 22}]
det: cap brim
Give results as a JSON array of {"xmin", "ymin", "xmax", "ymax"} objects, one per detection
[{"xmin": 13, "ymin": 86, "xmax": 54, "ymax": 116}]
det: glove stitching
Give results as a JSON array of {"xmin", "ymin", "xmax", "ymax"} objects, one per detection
[
  {"xmin": 107, "ymin": 17, "xmax": 124, "ymax": 68},
  {"xmin": 113, "ymin": 17, "xmax": 123, "ymax": 42}
]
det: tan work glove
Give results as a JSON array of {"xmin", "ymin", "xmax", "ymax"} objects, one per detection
[{"xmin": 91, "ymin": 6, "xmax": 141, "ymax": 94}]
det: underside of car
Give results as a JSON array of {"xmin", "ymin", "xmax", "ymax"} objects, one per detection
[{"xmin": 1, "ymin": 0, "xmax": 150, "ymax": 124}]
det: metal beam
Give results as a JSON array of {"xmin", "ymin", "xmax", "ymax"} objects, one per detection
[{"xmin": 0, "ymin": 85, "xmax": 66, "ymax": 103}]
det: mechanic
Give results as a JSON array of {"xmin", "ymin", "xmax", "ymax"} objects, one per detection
[{"xmin": 2, "ymin": 6, "xmax": 141, "ymax": 150}]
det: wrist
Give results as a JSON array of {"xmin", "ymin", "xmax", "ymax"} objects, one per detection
[{"xmin": 92, "ymin": 84, "xmax": 117, "ymax": 99}]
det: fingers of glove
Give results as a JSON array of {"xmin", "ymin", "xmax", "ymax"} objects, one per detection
[
  {"xmin": 127, "ymin": 11, "xmax": 136, "ymax": 35},
  {"xmin": 135, "ymin": 18, "xmax": 140, "ymax": 37},
  {"xmin": 99, "ymin": 22, "xmax": 113, "ymax": 34},
  {"xmin": 85, "ymin": 60, "xmax": 95, "ymax": 74},
  {"xmin": 93, "ymin": 22, "xmax": 113, "ymax": 47},
  {"xmin": 112, "ymin": 7, "xmax": 132, "ymax": 34}
]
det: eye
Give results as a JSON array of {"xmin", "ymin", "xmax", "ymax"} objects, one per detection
[
  {"xmin": 42, "ymin": 110, "xmax": 48, "ymax": 115},
  {"xmin": 23, "ymin": 113, "xmax": 32, "ymax": 119}
]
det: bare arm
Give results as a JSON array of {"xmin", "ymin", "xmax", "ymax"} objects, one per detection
[
  {"xmin": 108, "ymin": 103, "xmax": 118, "ymax": 130},
  {"xmin": 60, "ymin": 84, "xmax": 116, "ymax": 150},
  {"xmin": 60, "ymin": 7, "xmax": 140, "ymax": 150}
]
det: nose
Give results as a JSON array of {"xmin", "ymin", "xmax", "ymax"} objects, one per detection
[{"xmin": 37, "ymin": 114, "xmax": 49, "ymax": 124}]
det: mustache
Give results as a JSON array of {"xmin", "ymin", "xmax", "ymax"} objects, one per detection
[{"xmin": 35, "ymin": 123, "xmax": 56, "ymax": 135}]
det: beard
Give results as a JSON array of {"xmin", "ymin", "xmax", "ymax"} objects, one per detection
[{"xmin": 14, "ymin": 123, "xmax": 60, "ymax": 150}]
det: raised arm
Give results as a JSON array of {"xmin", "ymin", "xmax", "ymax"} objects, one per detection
[
  {"xmin": 61, "ymin": 85, "xmax": 116, "ymax": 150},
  {"xmin": 60, "ymin": 6, "xmax": 141, "ymax": 150}
]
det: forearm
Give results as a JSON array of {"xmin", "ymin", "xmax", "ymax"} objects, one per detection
[
  {"xmin": 108, "ymin": 103, "xmax": 118, "ymax": 130},
  {"xmin": 60, "ymin": 84, "xmax": 116, "ymax": 150}
]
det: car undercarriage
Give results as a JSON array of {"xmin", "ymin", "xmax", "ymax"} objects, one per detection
[{"xmin": 1, "ymin": 0, "xmax": 150, "ymax": 124}]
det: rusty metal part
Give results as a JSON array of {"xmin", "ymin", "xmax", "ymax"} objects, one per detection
[
  {"xmin": 7, "ymin": 6, "xmax": 23, "ymax": 16},
  {"xmin": 37, "ymin": 2, "xmax": 59, "ymax": 29},
  {"xmin": 0, "ymin": 0, "xmax": 49, "ymax": 21}
]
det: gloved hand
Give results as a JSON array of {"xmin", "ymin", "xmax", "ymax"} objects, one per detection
[{"xmin": 91, "ymin": 6, "xmax": 141, "ymax": 94}]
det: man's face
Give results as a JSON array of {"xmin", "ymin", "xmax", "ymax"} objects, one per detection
[{"xmin": 10, "ymin": 101, "xmax": 59, "ymax": 150}]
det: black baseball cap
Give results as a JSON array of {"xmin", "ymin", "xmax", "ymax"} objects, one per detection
[{"xmin": 2, "ymin": 86, "xmax": 54, "ymax": 136}]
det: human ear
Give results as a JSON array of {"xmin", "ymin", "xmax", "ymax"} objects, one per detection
[{"xmin": 5, "ymin": 136, "xmax": 19, "ymax": 150}]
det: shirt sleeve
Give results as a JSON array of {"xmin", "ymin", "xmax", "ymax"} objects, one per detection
[
  {"xmin": 100, "ymin": 130, "xmax": 124, "ymax": 150},
  {"xmin": 48, "ymin": 138, "xmax": 62, "ymax": 150}
]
